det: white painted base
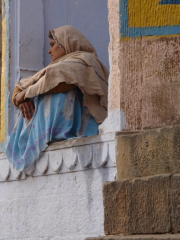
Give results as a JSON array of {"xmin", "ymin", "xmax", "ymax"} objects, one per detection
[
  {"xmin": 0, "ymin": 133, "xmax": 117, "ymax": 239},
  {"xmin": 99, "ymin": 109, "xmax": 126, "ymax": 134},
  {"xmin": 0, "ymin": 167, "xmax": 116, "ymax": 240}
]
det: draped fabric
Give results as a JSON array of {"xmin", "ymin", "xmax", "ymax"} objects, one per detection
[
  {"xmin": 6, "ymin": 25, "xmax": 108, "ymax": 170},
  {"xmin": 16, "ymin": 25, "xmax": 109, "ymax": 123},
  {"xmin": 6, "ymin": 89, "xmax": 99, "ymax": 171}
]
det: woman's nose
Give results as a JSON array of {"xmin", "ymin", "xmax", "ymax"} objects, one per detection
[{"xmin": 48, "ymin": 49, "xmax": 51, "ymax": 54}]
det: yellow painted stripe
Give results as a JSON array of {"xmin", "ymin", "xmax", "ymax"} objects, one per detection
[
  {"xmin": 1, "ymin": 0, "xmax": 7, "ymax": 143},
  {"xmin": 129, "ymin": 0, "xmax": 180, "ymax": 28}
]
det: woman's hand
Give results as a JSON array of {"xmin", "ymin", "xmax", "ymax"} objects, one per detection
[
  {"xmin": 14, "ymin": 89, "xmax": 28, "ymax": 106},
  {"xmin": 19, "ymin": 100, "xmax": 35, "ymax": 120}
]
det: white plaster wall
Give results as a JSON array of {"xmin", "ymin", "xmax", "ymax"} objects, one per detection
[{"xmin": 0, "ymin": 167, "xmax": 116, "ymax": 240}]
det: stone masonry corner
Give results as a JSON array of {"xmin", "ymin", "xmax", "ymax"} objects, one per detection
[
  {"xmin": 103, "ymin": 174, "xmax": 180, "ymax": 236},
  {"xmin": 116, "ymin": 125, "xmax": 180, "ymax": 180}
]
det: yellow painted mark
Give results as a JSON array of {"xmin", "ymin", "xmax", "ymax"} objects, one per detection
[
  {"xmin": 1, "ymin": 0, "xmax": 6, "ymax": 143},
  {"xmin": 121, "ymin": 33, "xmax": 180, "ymax": 41},
  {"xmin": 129, "ymin": 0, "xmax": 180, "ymax": 27}
]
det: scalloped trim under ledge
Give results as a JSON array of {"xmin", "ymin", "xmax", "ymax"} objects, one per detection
[{"xmin": 0, "ymin": 132, "xmax": 120, "ymax": 182}]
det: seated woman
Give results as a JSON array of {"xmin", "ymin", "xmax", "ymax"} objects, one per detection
[{"xmin": 6, "ymin": 25, "xmax": 109, "ymax": 171}]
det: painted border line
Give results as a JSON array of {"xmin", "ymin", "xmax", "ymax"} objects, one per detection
[{"xmin": 1, "ymin": 0, "xmax": 10, "ymax": 151}]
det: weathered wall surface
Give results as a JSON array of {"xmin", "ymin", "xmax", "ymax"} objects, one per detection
[
  {"xmin": 116, "ymin": 125, "xmax": 180, "ymax": 180},
  {"xmin": 99, "ymin": 0, "xmax": 125, "ymax": 134},
  {"xmin": 107, "ymin": 0, "xmax": 180, "ymax": 131},
  {"xmin": 0, "ymin": 132, "xmax": 117, "ymax": 239},
  {"xmin": 0, "ymin": 168, "xmax": 116, "ymax": 240},
  {"xmin": 0, "ymin": 0, "xmax": 10, "ymax": 151},
  {"xmin": 103, "ymin": 174, "xmax": 180, "ymax": 236},
  {"xmin": 107, "ymin": 0, "xmax": 120, "ymax": 113},
  {"xmin": 88, "ymin": 2, "xmax": 180, "ymax": 240},
  {"xmin": 121, "ymin": 36, "xmax": 180, "ymax": 130}
]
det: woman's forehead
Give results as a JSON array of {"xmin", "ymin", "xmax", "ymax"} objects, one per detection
[{"xmin": 49, "ymin": 38, "xmax": 55, "ymax": 43}]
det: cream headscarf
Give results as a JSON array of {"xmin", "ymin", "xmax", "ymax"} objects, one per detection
[{"xmin": 16, "ymin": 25, "xmax": 109, "ymax": 123}]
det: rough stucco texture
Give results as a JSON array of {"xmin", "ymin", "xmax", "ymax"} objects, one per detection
[
  {"xmin": 108, "ymin": 0, "xmax": 180, "ymax": 130},
  {"xmin": 108, "ymin": 0, "xmax": 120, "ymax": 111},
  {"xmin": 120, "ymin": 36, "xmax": 180, "ymax": 130},
  {"xmin": 103, "ymin": 174, "xmax": 180, "ymax": 235},
  {"xmin": 0, "ymin": 167, "xmax": 116, "ymax": 240},
  {"xmin": 116, "ymin": 125, "xmax": 180, "ymax": 180}
]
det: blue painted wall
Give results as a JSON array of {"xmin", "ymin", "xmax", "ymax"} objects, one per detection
[{"xmin": 43, "ymin": 0, "xmax": 109, "ymax": 69}]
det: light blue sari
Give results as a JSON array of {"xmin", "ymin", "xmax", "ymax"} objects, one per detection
[{"xmin": 6, "ymin": 88, "xmax": 99, "ymax": 171}]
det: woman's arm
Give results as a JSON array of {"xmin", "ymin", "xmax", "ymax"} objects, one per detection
[
  {"xmin": 12, "ymin": 86, "xmax": 22, "ymax": 106},
  {"xmin": 45, "ymin": 82, "xmax": 76, "ymax": 94},
  {"xmin": 12, "ymin": 83, "xmax": 77, "ymax": 107},
  {"xmin": 12, "ymin": 87, "xmax": 35, "ymax": 120},
  {"xmin": 14, "ymin": 89, "xmax": 28, "ymax": 107}
]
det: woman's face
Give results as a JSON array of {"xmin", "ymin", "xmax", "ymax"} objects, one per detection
[{"xmin": 48, "ymin": 38, "xmax": 66, "ymax": 61}]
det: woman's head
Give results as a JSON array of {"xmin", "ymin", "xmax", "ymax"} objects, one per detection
[
  {"xmin": 49, "ymin": 25, "xmax": 97, "ymax": 58},
  {"xmin": 48, "ymin": 32, "xmax": 66, "ymax": 61}
]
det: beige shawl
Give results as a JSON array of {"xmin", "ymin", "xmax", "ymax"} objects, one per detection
[{"xmin": 16, "ymin": 25, "xmax": 109, "ymax": 123}]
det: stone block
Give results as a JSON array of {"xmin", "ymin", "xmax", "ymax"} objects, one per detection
[
  {"xmin": 85, "ymin": 234, "xmax": 180, "ymax": 240},
  {"xmin": 116, "ymin": 125, "xmax": 180, "ymax": 180},
  {"xmin": 103, "ymin": 175, "xmax": 172, "ymax": 235},
  {"xmin": 171, "ymin": 174, "xmax": 180, "ymax": 232}
]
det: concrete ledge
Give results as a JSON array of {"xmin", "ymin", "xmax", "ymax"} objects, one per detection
[
  {"xmin": 0, "ymin": 132, "xmax": 119, "ymax": 182},
  {"xmin": 85, "ymin": 234, "xmax": 180, "ymax": 240},
  {"xmin": 103, "ymin": 174, "xmax": 180, "ymax": 235},
  {"xmin": 116, "ymin": 125, "xmax": 180, "ymax": 180}
]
